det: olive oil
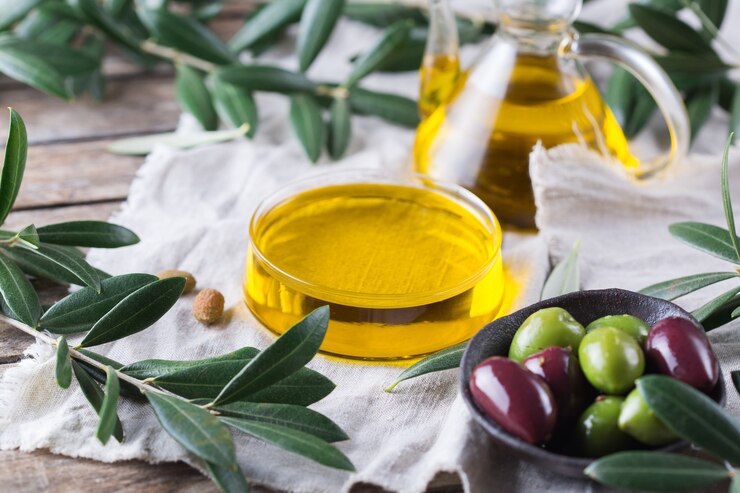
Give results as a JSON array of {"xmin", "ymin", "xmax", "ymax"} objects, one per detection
[
  {"xmin": 419, "ymin": 53, "xmax": 460, "ymax": 119},
  {"xmin": 244, "ymin": 182, "xmax": 504, "ymax": 360},
  {"xmin": 414, "ymin": 54, "xmax": 638, "ymax": 230}
]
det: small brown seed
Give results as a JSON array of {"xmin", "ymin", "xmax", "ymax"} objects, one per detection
[
  {"xmin": 192, "ymin": 288, "xmax": 225, "ymax": 325},
  {"xmin": 158, "ymin": 269, "xmax": 196, "ymax": 294}
]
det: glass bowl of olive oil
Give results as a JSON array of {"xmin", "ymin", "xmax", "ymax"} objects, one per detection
[{"xmin": 244, "ymin": 169, "xmax": 505, "ymax": 360}]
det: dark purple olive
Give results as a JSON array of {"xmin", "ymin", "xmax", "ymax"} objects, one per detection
[
  {"xmin": 645, "ymin": 317, "xmax": 719, "ymax": 393},
  {"xmin": 470, "ymin": 356, "xmax": 557, "ymax": 445},
  {"xmin": 523, "ymin": 347, "xmax": 588, "ymax": 425}
]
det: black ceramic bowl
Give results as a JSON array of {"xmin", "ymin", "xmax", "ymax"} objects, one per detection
[{"xmin": 459, "ymin": 288, "xmax": 726, "ymax": 478}]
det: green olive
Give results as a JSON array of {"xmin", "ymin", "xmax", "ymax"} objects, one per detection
[
  {"xmin": 579, "ymin": 327, "xmax": 645, "ymax": 394},
  {"xmin": 618, "ymin": 388, "xmax": 678, "ymax": 446},
  {"xmin": 508, "ymin": 307, "xmax": 585, "ymax": 362},
  {"xmin": 572, "ymin": 396, "xmax": 635, "ymax": 457},
  {"xmin": 586, "ymin": 315, "xmax": 650, "ymax": 345}
]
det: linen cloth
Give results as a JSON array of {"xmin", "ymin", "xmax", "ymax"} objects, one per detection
[{"xmin": 2, "ymin": 1, "xmax": 740, "ymax": 492}]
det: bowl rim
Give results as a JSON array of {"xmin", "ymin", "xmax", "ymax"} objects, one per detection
[
  {"xmin": 247, "ymin": 167, "xmax": 503, "ymax": 307},
  {"xmin": 459, "ymin": 288, "xmax": 727, "ymax": 473}
]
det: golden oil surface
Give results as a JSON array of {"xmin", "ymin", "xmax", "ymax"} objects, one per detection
[
  {"xmin": 244, "ymin": 183, "xmax": 504, "ymax": 360},
  {"xmin": 414, "ymin": 54, "xmax": 638, "ymax": 230},
  {"xmin": 419, "ymin": 53, "xmax": 461, "ymax": 119}
]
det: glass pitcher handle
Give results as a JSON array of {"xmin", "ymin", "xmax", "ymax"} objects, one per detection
[{"xmin": 561, "ymin": 33, "xmax": 690, "ymax": 177}]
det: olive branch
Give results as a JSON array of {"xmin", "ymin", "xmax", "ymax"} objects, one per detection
[{"xmin": 0, "ymin": 109, "xmax": 354, "ymax": 493}]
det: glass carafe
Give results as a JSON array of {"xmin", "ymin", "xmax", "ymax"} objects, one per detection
[{"xmin": 413, "ymin": 0, "xmax": 689, "ymax": 230}]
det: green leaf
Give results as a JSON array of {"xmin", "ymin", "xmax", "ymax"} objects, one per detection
[
  {"xmin": 604, "ymin": 67, "xmax": 634, "ymax": 127},
  {"xmin": 229, "ymin": 0, "xmax": 306, "ymax": 52},
  {"xmin": 17, "ymin": 225, "xmax": 39, "ymax": 247},
  {"xmin": 15, "ymin": 6, "xmax": 79, "ymax": 45},
  {"xmin": 687, "ymin": 83, "xmax": 719, "ymax": 143},
  {"xmin": 623, "ymin": 89, "xmax": 656, "ymax": 138},
  {"xmin": 0, "ymin": 108, "xmax": 28, "ymax": 225},
  {"xmin": 204, "ymin": 461, "xmax": 249, "ymax": 493},
  {"xmin": 96, "ymin": 365, "xmax": 120, "ymax": 445},
  {"xmin": 585, "ymin": 451, "xmax": 731, "ymax": 491},
  {"xmin": 175, "ymin": 64, "xmax": 218, "ymax": 131},
  {"xmin": 69, "ymin": 0, "xmax": 143, "ymax": 54},
  {"xmin": 720, "ymin": 134, "xmax": 740, "ymax": 259},
  {"xmin": 692, "ymin": 284, "xmax": 740, "ymax": 323},
  {"xmin": 212, "ymin": 306, "xmax": 329, "ymax": 406},
  {"xmin": 328, "ymin": 98, "xmax": 351, "ymax": 159},
  {"xmin": 138, "ymin": 8, "xmax": 234, "ymax": 65},
  {"xmin": 216, "ymin": 64, "xmax": 317, "ymax": 94},
  {"xmin": 0, "ymin": 0, "xmax": 47, "ymax": 31},
  {"xmin": 19, "ymin": 242, "xmax": 101, "ymax": 290},
  {"xmin": 121, "ymin": 347, "xmax": 259, "ymax": 379},
  {"xmin": 79, "ymin": 277, "xmax": 185, "ymax": 347},
  {"xmin": 36, "ymin": 221, "xmax": 139, "ymax": 248},
  {"xmin": 361, "ymin": 34, "xmax": 425, "ymax": 73},
  {"xmin": 629, "ymin": 4, "xmax": 713, "ymax": 53},
  {"xmin": 0, "ymin": 245, "xmax": 86, "ymax": 286},
  {"xmin": 71, "ymin": 361, "xmax": 123, "ymax": 442},
  {"xmin": 209, "ymin": 75, "xmax": 258, "ymax": 136},
  {"xmin": 0, "ymin": 39, "xmax": 98, "ymax": 77},
  {"xmin": 221, "ymin": 417, "xmax": 354, "ymax": 471},
  {"xmin": 731, "ymin": 83, "xmax": 740, "ymax": 143},
  {"xmin": 296, "ymin": 0, "xmax": 345, "ymax": 72},
  {"xmin": 238, "ymin": 369, "xmax": 335, "ymax": 406},
  {"xmin": 107, "ymin": 126, "xmax": 248, "ymax": 156},
  {"xmin": 541, "ymin": 240, "xmax": 580, "ymax": 300},
  {"xmin": 290, "ymin": 94, "xmax": 325, "ymax": 163},
  {"xmin": 214, "ymin": 402, "xmax": 348, "ymax": 442},
  {"xmin": 145, "ymin": 391, "xmax": 236, "ymax": 465},
  {"xmin": 55, "ymin": 337, "xmax": 72, "ymax": 389},
  {"xmin": 669, "ymin": 222, "xmax": 740, "ymax": 264},
  {"xmin": 0, "ymin": 253, "xmax": 41, "ymax": 327},
  {"xmin": 639, "ymin": 272, "xmax": 737, "ymax": 300},
  {"xmin": 656, "ymin": 53, "xmax": 731, "ymax": 76},
  {"xmin": 40, "ymin": 273, "xmax": 158, "ymax": 334},
  {"xmin": 384, "ymin": 341, "xmax": 465, "ymax": 392},
  {"xmin": 732, "ymin": 370, "xmax": 740, "ymax": 397},
  {"xmin": 348, "ymin": 87, "xmax": 420, "ymax": 128},
  {"xmin": 75, "ymin": 350, "xmax": 139, "ymax": 398},
  {"xmin": 343, "ymin": 2, "xmax": 426, "ymax": 27},
  {"xmin": 345, "ymin": 21, "xmax": 411, "ymax": 86},
  {"xmin": 698, "ymin": 0, "xmax": 728, "ymax": 30},
  {"xmin": 638, "ymin": 375, "xmax": 740, "ymax": 464}
]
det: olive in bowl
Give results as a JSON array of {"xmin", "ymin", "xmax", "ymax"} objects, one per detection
[{"xmin": 460, "ymin": 289, "xmax": 726, "ymax": 478}]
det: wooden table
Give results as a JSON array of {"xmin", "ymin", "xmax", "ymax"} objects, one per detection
[{"xmin": 0, "ymin": 6, "xmax": 461, "ymax": 493}]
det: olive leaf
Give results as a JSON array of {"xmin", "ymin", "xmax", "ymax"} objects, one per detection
[
  {"xmin": 137, "ymin": 8, "xmax": 234, "ymax": 65},
  {"xmin": 731, "ymin": 83, "xmax": 740, "ymax": 143},
  {"xmin": 107, "ymin": 126, "xmax": 248, "ymax": 156},
  {"xmin": 0, "ymin": 245, "xmax": 88, "ymax": 286},
  {"xmin": 214, "ymin": 402, "xmax": 349, "ymax": 443},
  {"xmin": 211, "ymin": 306, "xmax": 329, "ymax": 406},
  {"xmin": 244, "ymin": 368, "xmax": 335, "ymax": 406},
  {"xmin": 216, "ymin": 65, "xmax": 317, "ymax": 94},
  {"xmin": 96, "ymin": 366, "xmax": 120, "ymax": 445},
  {"xmin": 209, "ymin": 74, "xmax": 258, "ymax": 136},
  {"xmin": 79, "ymin": 277, "xmax": 185, "ymax": 347},
  {"xmin": 628, "ymin": 4, "xmax": 714, "ymax": 53},
  {"xmin": 296, "ymin": 0, "xmax": 345, "ymax": 72},
  {"xmin": 69, "ymin": 0, "xmax": 143, "ymax": 54},
  {"xmin": 145, "ymin": 391, "xmax": 236, "ymax": 465},
  {"xmin": 76, "ymin": 349, "xmax": 140, "ymax": 398},
  {"xmin": 17, "ymin": 224, "xmax": 39, "ymax": 248},
  {"xmin": 687, "ymin": 83, "xmax": 719, "ymax": 143},
  {"xmin": 289, "ymin": 94, "xmax": 325, "ymax": 163},
  {"xmin": 328, "ymin": 98, "xmax": 351, "ymax": 159},
  {"xmin": 71, "ymin": 361, "xmax": 124, "ymax": 442},
  {"xmin": 40, "ymin": 273, "xmax": 157, "ymax": 334},
  {"xmin": 541, "ymin": 240, "xmax": 581, "ymax": 300},
  {"xmin": 638, "ymin": 375, "xmax": 740, "ymax": 465},
  {"xmin": 691, "ymin": 284, "xmax": 740, "ymax": 323},
  {"xmin": 669, "ymin": 222, "xmax": 740, "ymax": 264},
  {"xmin": 0, "ymin": 108, "xmax": 28, "ymax": 225},
  {"xmin": 229, "ymin": 0, "xmax": 306, "ymax": 52},
  {"xmin": 204, "ymin": 461, "xmax": 249, "ymax": 493},
  {"xmin": 15, "ymin": 6, "xmax": 79, "ymax": 45},
  {"xmin": 720, "ymin": 133, "xmax": 740, "ymax": 259},
  {"xmin": 175, "ymin": 64, "xmax": 218, "ymax": 131},
  {"xmin": 0, "ymin": 0, "xmax": 47, "ymax": 30},
  {"xmin": 55, "ymin": 337, "xmax": 72, "ymax": 389},
  {"xmin": 36, "ymin": 221, "xmax": 139, "ymax": 249},
  {"xmin": 348, "ymin": 87, "xmax": 420, "ymax": 127},
  {"xmin": 343, "ymin": 2, "xmax": 426, "ymax": 27},
  {"xmin": 0, "ymin": 39, "xmax": 66, "ymax": 98},
  {"xmin": 345, "ymin": 20, "xmax": 412, "ymax": 87},
  {"xmin": 0, "ymin": 37, "xmax": 99, "ymax": 76},
  {"xmin": 697, "ymin": 0, "xmax": 728, "ymax": 32},
  {"xmin": 221, "ymin": 417, "xmax": 355, "ymax": 471},
  {"xmin": 585, "ymin": 451, "xmax": 732, "ymax": 492},
  {"xmin": 19, "ymin": 242, "xmax": 101, "ymax": 291},
  {"xmin": 384, "ymin": 341, "xmax": 466, "ymax": 392},
  {"xmin": 0, "ymin": 253, "xmax": 41, "ymax": 327},
  {"xmin": 639, "ymin": 272, "xmax": 737, "ymax": 300},
  {"xmin": 121, "ymin": 347, "xmax": 259, "ymax": 379}
]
